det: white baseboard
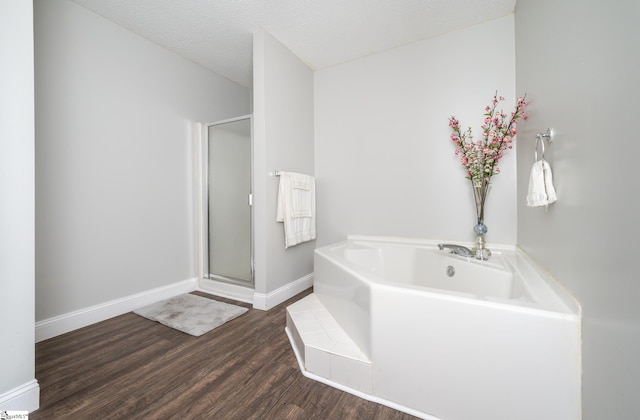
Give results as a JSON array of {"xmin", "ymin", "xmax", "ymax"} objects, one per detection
[
  {"xmin": 253, "ymin": 273, "xmax": 313, "ymax": 311},
  {"xmin": 0, "ymin": 380, "xmax": 40, "ymax": 413},
  {"xmin": 35, "ymin": 278, "xmax": 198, "ymax": 342},
  {"xmin": 198, "ymin": 278, "xmax": 254, "ymax": 303},
  {"xmin": 35, "ymin": 274, "xmax": 312, "ymax": 341}
]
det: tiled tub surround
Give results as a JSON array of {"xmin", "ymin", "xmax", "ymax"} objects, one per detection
[{"xmin": 286, "ymin": 236, "xmax": 582, "ymax": 420}]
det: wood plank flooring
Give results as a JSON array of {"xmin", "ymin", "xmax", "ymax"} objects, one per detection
[{"xmin": 32, "ymin": 289, "xmax": 418, "ymax": 419}]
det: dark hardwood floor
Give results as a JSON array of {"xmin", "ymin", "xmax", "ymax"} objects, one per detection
[{"xmin": 32, "ymin": 289, "xmax": 418, "ymax": 419}]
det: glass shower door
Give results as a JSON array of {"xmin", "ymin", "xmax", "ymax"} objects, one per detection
[{"xmin": 207, "ymin": 117, "xmax": 252, "ymax": 286}]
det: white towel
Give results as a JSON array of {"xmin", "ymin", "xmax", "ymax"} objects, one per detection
[
  {"xmin": 276, "ymin": 171, "xmax": 316, "ymax": 248},
  {"xmin": 526, "ymin": 160, "xmax": 557, "ymax": 207},
  {"xmin": 543, "ymin": 160, "xmax": 557, "ymax": 204}
]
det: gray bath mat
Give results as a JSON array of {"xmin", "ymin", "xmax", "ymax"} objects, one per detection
[{"xmin": 134, "ymin": 293, "xmax": 248, "ymax": 337}]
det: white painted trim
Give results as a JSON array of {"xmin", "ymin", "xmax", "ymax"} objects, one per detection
[
  {"xmin": 193, "ymin": 122, "xmax": 207, "ymax": 280},
  {"xmin": 35, "ymin": 278, "xmax": 197, "ymax": 342},
  {"xmin": 198, "ymin": 278, "xmax": 254, "ymax": 303},
  {"xmin": 253, "ymin": 273, "xmax": 313, "ymax": 311},
  {"xmin": 0, "ymin": 379, "xmax": 40, "ymax": 413}
]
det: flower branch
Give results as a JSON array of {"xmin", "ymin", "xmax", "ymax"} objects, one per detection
[
  {"xmin": 448, "ymin": 92, "xmax": 528, "ymax": 225},
  {"xmin": 448, "ymin": 92, "xmax": 528, "ymax": 188}
]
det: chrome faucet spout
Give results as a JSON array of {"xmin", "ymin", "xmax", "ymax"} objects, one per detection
[{"xmin": 437, "ymin": 243, "xmax": 475, "ymax": 258}]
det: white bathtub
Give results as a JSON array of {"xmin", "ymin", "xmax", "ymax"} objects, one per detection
[{"xmin": 287, "ymin": 236, "xmax": 581, "ymax": 420}]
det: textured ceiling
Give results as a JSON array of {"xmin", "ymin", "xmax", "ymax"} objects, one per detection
[{"xmin": 72, "ymin": 0, "xmax": 516, "ymax": 88}]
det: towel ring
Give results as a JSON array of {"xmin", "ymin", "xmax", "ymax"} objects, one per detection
[
  {"xmin": 535, "ymin": 128, "xmax": 553, "ymax": 162},
  {"xmin": 535, "ymin": 136, "xmax": 545, "ymax": 162}
]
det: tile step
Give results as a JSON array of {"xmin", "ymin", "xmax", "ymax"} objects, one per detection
[{"xmin": 286, "ymin": 293, "xmax": 373, "ymax": 394}]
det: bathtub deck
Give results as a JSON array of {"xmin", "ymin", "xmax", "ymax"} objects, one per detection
[{"xmin": 286, "ymin": 294, "xmax": 373, "ymax": 394}]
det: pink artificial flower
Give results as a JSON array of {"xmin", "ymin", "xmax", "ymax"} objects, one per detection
[{"xmin": 448, "ymin": 92, "xmax": 528, "ymax": 184}]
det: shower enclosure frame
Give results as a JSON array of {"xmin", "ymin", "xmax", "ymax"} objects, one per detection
[{"xmin": 196, "ymin": 115, "xmax": 254, "ymax": 302}]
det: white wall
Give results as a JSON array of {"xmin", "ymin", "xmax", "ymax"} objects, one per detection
[
  {"xmin": 0, "ymin": 0, "xmax": 39, "ymax": 411},
  {"xmin": 515, "ymin": 1, "xmax": 640, "ymax": 418},
  {"xmin": 253, "ymin": 30, "xmax": 315, "ymax": 299},
  {"xmin": 34, "ymin": 0, "xmax": 250, "ymax": 321},
  {"xmin": 315, "ymin": 16, "xmax": 516, "ymax": 247}
]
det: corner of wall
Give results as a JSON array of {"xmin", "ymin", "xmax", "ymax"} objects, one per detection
[{"xmin": 252, "ymin": 29, "xmax": 315, "ymax": 297}]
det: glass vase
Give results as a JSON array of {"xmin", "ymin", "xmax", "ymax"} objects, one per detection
[{"xmin": 472, "ymin": 180, "xmax": 491, "ymax": 260}]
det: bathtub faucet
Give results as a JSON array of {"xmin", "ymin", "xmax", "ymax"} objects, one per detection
[{"xmin": 437, "ymin": 243, "xmax": 475, "ymax": 258}]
